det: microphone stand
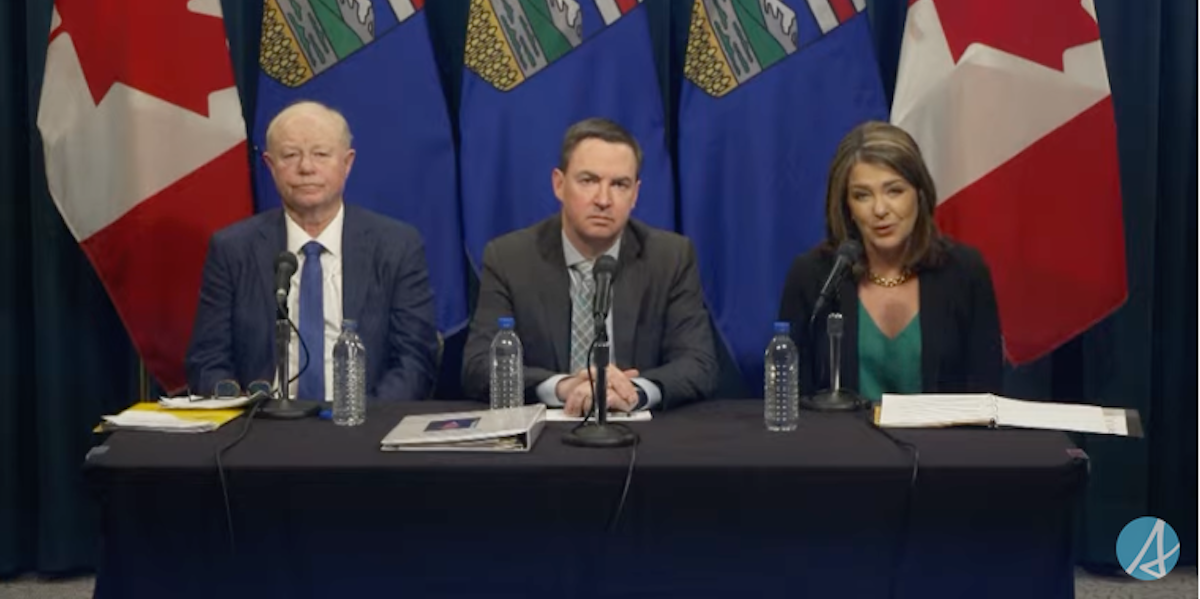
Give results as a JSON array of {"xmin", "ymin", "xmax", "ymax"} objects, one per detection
[
  {"xmin": 259, "ymin": 296, "xmax": 319, "ymax": 419},
  {"xmin": 801, "ymin": 312, "xmax": 867, "ymax": 412},
  {"xmin": 563, "ymin": 313, "xmax": 638, "ymax": 448},
  {"xmin": 275, "ymin": 315, "xmax": 290, "ymax": 400}
]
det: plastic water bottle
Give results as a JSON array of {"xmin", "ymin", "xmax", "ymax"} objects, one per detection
[
  {"xmin": 490, "ymin": 317, "xmax": 524, "ymax": 410},
  {"xmin": 332, "ymin": 320, "xmax": 366, "ymax": 426},
  {"xmin": 764, "ymin": 321, "xmax": 799, "ymax": 432}
]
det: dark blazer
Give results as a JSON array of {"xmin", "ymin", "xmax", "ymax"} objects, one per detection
[
  {"xmin": 777, "ymin": 241, "xmax": 1002, "ymax": 397},
  {"xmin": 185, "ymin": 205, "xmax": 439, "ymax": 401},
  {"xmin": 462, "ymin": 216, "xmax": 718, "ymax": 408}
]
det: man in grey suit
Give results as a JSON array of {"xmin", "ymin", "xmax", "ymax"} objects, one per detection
[
  {"xmin": 463, "ymin": 118, "xmax": 718, "ymax": 415},
  {"xmin": 186, "ymin": 101, "xmax": 439, "ymax": 401}
]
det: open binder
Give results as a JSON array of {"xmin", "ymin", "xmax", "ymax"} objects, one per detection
[
  {"xmin": 875, "ymin": 393, "xmax": 1142, "ymax": 437},
  {"xmin": 381, "ymin": 404, "xmax": 547, "ymax": 452}
]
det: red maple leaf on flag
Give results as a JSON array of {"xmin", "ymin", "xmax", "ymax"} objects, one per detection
[
  {"xmin": 52, "ymin": 0, "xmax": 234, "ymax": 117},
  {"xmin": 931, "ymin": 0, "xmax": 1100, "ymax": 72}
]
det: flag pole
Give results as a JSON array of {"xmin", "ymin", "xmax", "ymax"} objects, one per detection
[{"xmin": 138, "ymin": 359, "xmax": 149, "ymax": 401}]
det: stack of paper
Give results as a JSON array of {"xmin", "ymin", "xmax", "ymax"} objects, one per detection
[
  {"xmin": 875, "ymin": 393, "xmax": 1140, "ymax": 437},
  {"xmin": 98, "ymin": 402, "xmax": 245, "ymax": 433},
  {"xmin": 545, "ymin": 409, "xmax": 652, "ymax": 422},
  {"xmin": 158, "ymin": 395, "xmax": 254, "ymax": 410}
]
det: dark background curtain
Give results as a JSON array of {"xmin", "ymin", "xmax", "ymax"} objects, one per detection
[
  {"xmin": 0, "ymin": 0, "xmax": 141, "ymax": 578},
  {"xmin": 1, "ymin": 0, "xmax": 1193, "ymax": 578}
]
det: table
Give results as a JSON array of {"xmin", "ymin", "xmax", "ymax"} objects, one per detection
[{"xmin": 86, "ymin": 400, "xmax": 1087, "ymax": 598}]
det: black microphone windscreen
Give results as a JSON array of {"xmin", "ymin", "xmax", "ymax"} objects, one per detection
[
  {"xmin": 593, "ymin": 255, "xmax": 618, "ymax": 277},
  {"xmin": 837, "ymin": 239, "xmax": 863, "ymax": 263},
  {"xmin": 275, "ymin": 251, "xmax": 298, "ymax": 275}
]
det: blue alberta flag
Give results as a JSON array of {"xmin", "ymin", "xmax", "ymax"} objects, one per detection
[
  {"xmin": 678, "ymin": 0, "xmax": 888, "ymax": 389},
  {"xmin": 459, "ymin": 0, "xmax": 674, "ymax": 266},
  {"xmin": 252, "ymin": 0, "xmax": 467, "ymax": 331}
]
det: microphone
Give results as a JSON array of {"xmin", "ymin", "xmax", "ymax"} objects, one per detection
[
  {"xmin": 592, "ymin": 255, "xmax": 618, "ymax": 325},
  {"xmin": 800, "ymin": 239, "xmax": 868, "ymax": 413},
  {"xmin": 562, "ymin": 253, "xmax": 637, "ymax": 449},
  {"xmin": 810, "ymin": 239, "xmax": 863, "ymax": 329},
  {"xmin": 274, "ymin": 251, "xmax": 298, "ymax": 312},
  {"xmin": 262, "ymin": 251, "xmax": 318, "ymax": 419}
]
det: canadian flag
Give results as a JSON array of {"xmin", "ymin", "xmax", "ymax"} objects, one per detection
[
  {"xmin": 891, "ymin": 0, "xmax": 1127, "ymax": 364},
  {"xmin": 37, "ymin": 0, "xmax": 253, "ymax": 391}
]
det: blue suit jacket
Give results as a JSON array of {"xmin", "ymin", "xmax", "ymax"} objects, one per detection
[{"xmin": 185, "ymin": 205, "xmax": 439, "ymax": 401}]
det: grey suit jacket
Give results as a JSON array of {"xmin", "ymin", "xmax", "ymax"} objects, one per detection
[{"xmin": 462, "ymin": 215, "xmax": 718, "ymax": 408}]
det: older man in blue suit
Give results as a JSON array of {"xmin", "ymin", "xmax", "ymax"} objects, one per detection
[{"xmin": 186, "ymin": 101, "xmax": 438, "ymax": 401}]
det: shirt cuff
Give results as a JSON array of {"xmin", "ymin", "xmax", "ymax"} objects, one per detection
[
  {"xmin": 630, "ymin": 378, "xmax": 661, "ymax": 410},
  {"xmin": 536, "ymin": 374, "xmax": 569, "ymax": 407}
]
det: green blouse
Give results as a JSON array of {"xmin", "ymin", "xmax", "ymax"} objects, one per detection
[{"xmin": 858, "ymin": 301, "xmax": 922, "ymax": 402}]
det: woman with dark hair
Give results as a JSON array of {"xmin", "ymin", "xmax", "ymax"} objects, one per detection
[{"xmin": 778, "ymin": 121, "xmax": 1002, "ymax": 402}]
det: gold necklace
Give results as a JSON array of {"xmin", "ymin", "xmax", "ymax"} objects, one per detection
[{"xmin": 868, "ymin": 270, "xmax": 911, "ymax": 287}]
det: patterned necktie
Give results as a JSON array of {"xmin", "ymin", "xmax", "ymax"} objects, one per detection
[
  {"xmin": 569, "ymin": 260, "xmax": 596, "ymax": 374},
  {"xmin": 297, "ymin": 241, "xmax": 325, "ymax": 401}
]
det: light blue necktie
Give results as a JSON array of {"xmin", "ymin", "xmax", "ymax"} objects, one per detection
[
  {"xmin": 569, "ymin": 261, "xmax": 595, "ymax": 373},
  {"xmin": 297, "ymin": 241, "xmax": 325, "ymax": 400}
]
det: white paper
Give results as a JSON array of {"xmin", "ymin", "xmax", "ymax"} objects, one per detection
[
  {"xmin": 159, "ymin": 396, "xmax": 253, "ymax": 410},
  {"xmin": 544, "ymin": 409, "xmax": 652, "ymax": 423},
  {"xmin": 1102, "ymin": 409, "xmax": 1130, "ymax": 436},
  {"xmin": 996, "ymin": 398, "xmax": 1128, "ymax": 436},
  {"xmin": 101, "ymin": 411, "xmax": 217, "ymax": 433},
  {"xmin": 877, "ymin": 394, "xmax": 994, "ymax": 427},
  {"xmin": 878, "ymin": 393, "xmax": 1132, "ymax": 436}
]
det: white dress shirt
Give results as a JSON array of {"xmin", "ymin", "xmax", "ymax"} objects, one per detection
[
  {"xmin": 284, "ymin": 204, "xmax": 344, "ymax": 401},
  {"xmin": 535, "ymin": 231, "xmax": 663, "ymax": 410}
]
